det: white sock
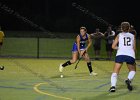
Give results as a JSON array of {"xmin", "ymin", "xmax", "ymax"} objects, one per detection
[
  {"xmin": 111, "ymin": 73, "xmax": 117, "ymax": 87},
  {"xmin": 128, "ymin": 71, "xmax": 136, "ymax": 81}
]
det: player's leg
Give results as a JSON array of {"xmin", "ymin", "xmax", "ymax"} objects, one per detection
[
  {"xmin": 0, "ymin": 43, "xmax": 4, "ymax": 70},
  {"xmin": 93, "ymin": 44, "xmax": 97, "ymax": 59},
  {"xmin": 63, "ymin": 52, "xmax": 78, "ymax": 67},
  {"xmin": 96, "ymin": 50, "xmax": 99, "ymax": 57},
  {"xmin": 0, "ymin": 43, "xmax": 3, "ymax": 55},
  {"xmin": 109, "ymin": 62, "xmax": 122, "ymax": 92},
  {"xmin": 109, "ymin": 55, "xmax": 123, "ymax": 92},
  {"xmin": 106, "ymin": 44, "xmax": 110, "ymax": 60},
  {"xmin": 95, "ymin": 50, "xmax": 97, "ymax": 59},
  {"xmin": 59, "ymin": 52, "xmax": 78, "ymax": 72},
  {"xmin": 108, "ymin": 44, "xmax": 113, "ymax": 60},
  {"xmin": 94, "ymin": 44, "xmax": 100, "ymax": 60},
  {"xmin": 82, "ymin": 52, "xmax": 97, "ymax": 75},
  {"xmin": 96, "ymin": 50, "xmax": 100, "ymax": 60},
  {"xmin": 0, "ymin": 43, "xmax": 2, "ymax": 49},
  {"xmin": 127, "ymin": 64, "xmax": 136, "ymax": 81},
  {"xmin": 96, "ymin": 43, "xmax": 101, "ymax": 60},
  {"xmin": 59, "ymin": 43, "xmax": 78, "ymax": 72},
  {"xmin": 125, "ymin": 57, "xmax": 136, "ymax": 91}
]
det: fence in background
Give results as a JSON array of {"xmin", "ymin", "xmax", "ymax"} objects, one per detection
[
  {"xmin": 1, "ymin": 31, "xmax": 140, "ymax": 59},
  {"xmin": 1, "ymin": 37, "xmax": 140, "ymax": 60}
]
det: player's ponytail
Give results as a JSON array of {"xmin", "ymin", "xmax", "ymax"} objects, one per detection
[{"xmin": 121, "ymin": 22, "xmax": 130, "ymax": 32}]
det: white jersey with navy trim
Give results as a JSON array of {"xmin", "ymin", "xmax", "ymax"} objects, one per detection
[{"xmin": 116, "ymin": 32, "xmax": 135, "ymax": 58}]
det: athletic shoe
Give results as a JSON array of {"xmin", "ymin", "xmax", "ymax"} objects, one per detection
[
  {"xmin": 90, "ymin": 72, "xmax": 97, "ymax": 76},
  {"xmin": 109, "ymin": 86, "xmax": 116, "ymax": 92},
  {"xmin": 0, "ymin": 66, "xmax": 4, "ymax": 70},
  {"xmin": 59, "ymin": 64, "xmax": 64, "ymax": 73},
  {"xmin": 125, "ymin": 79, "xmax": 133, "ymax": 91}
]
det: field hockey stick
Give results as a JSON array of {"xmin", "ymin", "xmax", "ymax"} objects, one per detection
[{"xmin": 75, "ymin": 51, "xmax": 86, "ymax": 69}]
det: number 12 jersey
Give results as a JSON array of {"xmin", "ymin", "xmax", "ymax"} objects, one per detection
[{"xmin": 116, "ymin": 32, "xmax": 135, "ymax": 59}]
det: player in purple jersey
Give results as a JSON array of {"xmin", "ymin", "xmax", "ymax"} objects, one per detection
[{"xmin": 59, "ymin": 27, "xmax": 97, "ymax": 76}]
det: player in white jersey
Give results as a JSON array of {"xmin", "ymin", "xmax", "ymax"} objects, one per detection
[{"xmin": 109, "ymin": 22, "xmax": 136, "ymax": 92}]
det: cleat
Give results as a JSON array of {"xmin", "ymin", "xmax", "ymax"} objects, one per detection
[
  {"xmin": 90, "ymin": 72, "xmax": 97, "ymax": 76},
  {"xmin": 109, "ymin": 86, "xmax": 116, "ymax": 92},
  {"xmin": 125, "ymin": 79, "xmax": 133, "ymax": 91},
  {"xmin": 59, "ymin": 64, "xmax": 64, "ymax": 73}
]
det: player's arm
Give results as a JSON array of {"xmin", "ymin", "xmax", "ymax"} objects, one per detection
[
  {"xmin": 112, "ymin": 35, "xmax": 119, "ymax": 50},
  {"xmin": 90, "ymin": 33, "xmax": 95, "ymax": 38},
  {"xmin": 133, "ymin": 36, "xmax": 136, "ymax": 53},
  {"xmin": 76, "ymin": 35, "xmax": 81, "ymax": 54},
  {"xmin": 100, "ymin": 32, "xmax": 104, "ymax": 37},
  {"xmin": 86, "ymin": 34, "xmax": 92, "ymax": 51},
  {"xmin": 134, "ymin": 30, "xmax": 137, "ymax": 38},
  {"xmin": 90, "ymin": 33, "xmax": 94, "ymax": 36},
  {"xmin": 110, "ymin": 31, "xmax": 115, "ymax": 36},
  {"xmin": 99, "ymin": 32, "xmax": 104, "ymax": 38},
  {"xmin": 104, "ymin": 32, "xmax": 107, "ymax": 39}
]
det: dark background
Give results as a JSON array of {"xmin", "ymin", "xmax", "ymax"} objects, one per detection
[{"xmin": 0, "ymin": 0, "xmax": 139, "ymax": 34}]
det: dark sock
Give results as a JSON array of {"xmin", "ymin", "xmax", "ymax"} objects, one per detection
[
  {"xmin": 87, "ymin": 62, "xmax": 93, "ymax": 73},
  {"xmin": 62, "ymin": 61, "xmax": 71, "ymax": 67}
]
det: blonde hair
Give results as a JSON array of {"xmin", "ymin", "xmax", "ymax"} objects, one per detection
[{"xmin": 121, "ymin": 22, "xmax": 130, "ymax": 32}]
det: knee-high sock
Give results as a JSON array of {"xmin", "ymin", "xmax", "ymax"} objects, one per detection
[
  {"xmin": 111, "ymin": 73, "xmax": 117, "ymax": 87},
  {"xmin": 128, "ymin": 71, "xmax": 136, "ymax": 81},
  {"xmin": 62, "ymin": 61, "xmax": 71, "ymax": 67},
  {"xmin": 87, "ymin": 62, "xmax": 93, "ymax": 73}
]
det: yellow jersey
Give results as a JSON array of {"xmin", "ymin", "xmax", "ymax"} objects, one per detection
[{"xmin": 0, "ymin": 31, "xmax": 4, "ymax": 43}]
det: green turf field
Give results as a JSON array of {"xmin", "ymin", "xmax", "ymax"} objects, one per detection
[{"xmin": 0, "ymin": 58, "xmax": 140, "ymax": 100}]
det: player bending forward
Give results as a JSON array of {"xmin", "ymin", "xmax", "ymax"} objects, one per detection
[
  {"xmin": 109, "ymin": 22, "xmax": 136, "ymax": 92},
  {"xmin": 59, "ymin": 27, "xmax": 97, "ymax": 76}
]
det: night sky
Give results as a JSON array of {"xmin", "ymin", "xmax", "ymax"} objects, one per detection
[{"xmin": 0, "ymin": 0, "xmax": 139, "ymax": 33}]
